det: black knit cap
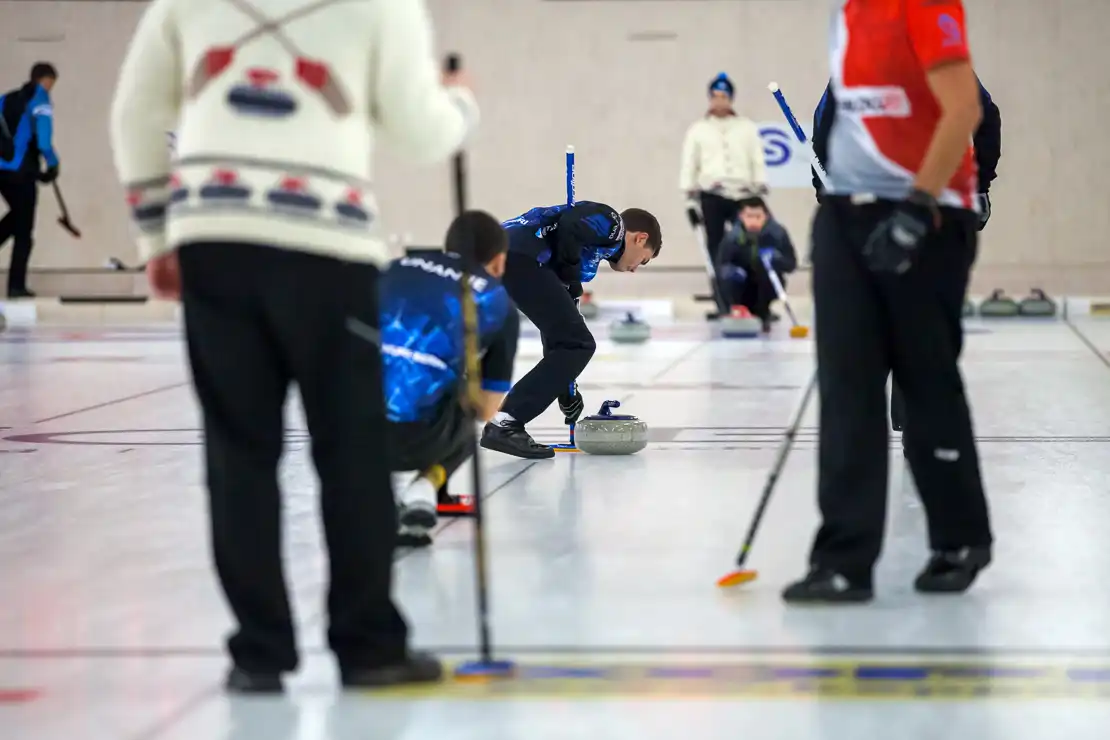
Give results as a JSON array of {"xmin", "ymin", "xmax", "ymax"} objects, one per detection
[{"xmin": 708, "ymin": 72, "xmax": 734, "ymax": 99}]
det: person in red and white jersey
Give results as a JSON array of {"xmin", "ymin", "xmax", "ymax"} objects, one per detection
[{"xmin": 784, "ymin": 0, "xmax": 992, "ymax": 605}]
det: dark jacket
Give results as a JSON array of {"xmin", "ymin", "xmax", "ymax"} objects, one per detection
[
  {"xmin": 501, "ymin": 201, "xmax": 625, "ymax": 296},
  {"xmin": 716, "ymin": 217, "xmax": 797, "ymax": 276},
  {"xmin": 0, "ymin": 81, "xmax": 58, "ymax": 174},
  {"xmin": 811, "ymin": 77, "xmax": 1001, "ymax": 195},
  {"xmin": 379, "ymin": 251, "xmax": 518, "ymax": 423}
]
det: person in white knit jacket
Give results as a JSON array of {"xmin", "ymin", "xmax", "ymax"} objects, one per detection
[
  {"xmin": 108, "ymin": 0, "xmax": 478, "ymax": 694},
  {"xmin": 679, "ymin": 72, "xmax": 768, "ymax": 314}
]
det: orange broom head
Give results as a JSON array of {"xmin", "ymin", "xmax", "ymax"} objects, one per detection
[
  {"xmin": 717, "ymin": 569, "xmax": 759, "ymax": 587},
  {"xmin": 789, "ymin": 325, "xmax": 809, "ymax": 339}
]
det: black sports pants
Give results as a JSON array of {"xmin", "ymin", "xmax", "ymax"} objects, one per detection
[
  {"xmin": 498, "ymin": 251, "xmax": 595, "ymax": 424},
  {"xmin": 179, "ymin": 241, "xmax": 405, "ymax": 675},
  {"xmin": 890, "ymin": 380, "xmax": 906, "ymax": 432},
  {"xmin": 390, "ymin": 395, "xmax": 471, "ymax": 479},
  {"xmin": 808, "ymin": 197, "xmax": 992, "ymax": 583},
  {"xmin": 699, "ymin": 192, "xmax": 744, "ymax": 268},
  {"xmin": 0, "ymin": 174, "xmax": 38, "ymax": 294},
  {"xmin": 700, "ymin": 192, "xmax": 744, "ymax": 310},
  {"xmin": 722, "ymin": 255, "xmax": 784, "ymax": 322}
]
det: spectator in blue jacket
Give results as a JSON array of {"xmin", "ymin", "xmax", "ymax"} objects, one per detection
[
  {"xmin": 0, "ymin": 62, "xmax": 60, "ymax": 298},
  {"xmin": 715, "ymin": 198, "xmax": 797, "ymax": 333}
]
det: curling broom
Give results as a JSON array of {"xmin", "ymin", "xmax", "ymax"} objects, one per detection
[
  {"xmin": 717, "ymin": 370, "xmax": 818, "ymax": 587},
  {"xmin": 446, "ymin": 52, "xmax": 514, "ymax": 679},
  {"xmin": 550, "ymin": 145, "xmax": 581, "ymax": 452},
  {"xmin": 760, "ymin": 251, "xmax": 809, "ymax": 339}
]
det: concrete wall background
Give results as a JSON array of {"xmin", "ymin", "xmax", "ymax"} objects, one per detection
[{"xmin": 1, "ymin": 0, "xmax": 1107, "ymax": 295}]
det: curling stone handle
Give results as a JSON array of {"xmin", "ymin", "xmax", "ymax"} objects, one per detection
[{"xmin": 597, "ymin": 400, "xmax": 621, "ymax": 416}]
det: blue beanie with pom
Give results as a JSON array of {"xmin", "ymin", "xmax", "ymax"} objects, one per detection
[{"xmin": 709, "ymin": 72, "xmax": 734, "ymax": 99}]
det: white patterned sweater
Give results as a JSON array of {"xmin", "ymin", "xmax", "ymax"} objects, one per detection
[{"xmin": 109, "ymin": 0, "xmax": 478, "ymax": 264}]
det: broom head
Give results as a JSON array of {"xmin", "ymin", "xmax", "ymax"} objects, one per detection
[{"xmin": 716, "ymin": 569, "xmax": 759, "ymax": 587}]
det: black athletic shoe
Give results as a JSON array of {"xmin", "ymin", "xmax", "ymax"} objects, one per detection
[
  {"xmin": 782, "ymin": 567, "xmax": 874, "ymax": 604},
  {"xmin": 760, "ymin": 317, "xmax": 772, "ymax": 334},
  {"xmin": 396, "ymin": 501, "xmax": 436, "ymax": 549},
  {"xmin": 225, "ymin": 666, "xmax": 284, "ymax": 694},
  {"xmin": 914, "ymin": 546, "xmax": 991, "ymax": 593},
  {"xmin": 480, "ymin": 421, "xmax": 555, "ymax": 459},
  {"xmin": 341, "ymin": 651, "xmax": 444, "ymax": 689}
]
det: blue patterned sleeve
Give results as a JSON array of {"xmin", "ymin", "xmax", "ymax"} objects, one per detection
[{"xmin": 31, "ymin": 89, "xmax": 58, "ymax": 167}]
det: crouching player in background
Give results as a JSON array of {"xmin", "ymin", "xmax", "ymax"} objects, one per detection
[
  {"xmin": 481, "ymin": 202, "xmax": 662, "ymax": 459},
  {"xmin": 381, "ymin": 211, "xmax": 519, "ymax": 547},
  {"xmin": 715, "ymin": 198, "xmax": 797, "ymax": 333}
]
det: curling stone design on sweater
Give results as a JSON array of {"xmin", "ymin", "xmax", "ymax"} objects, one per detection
[
  {"xmin": 266, "ymin": 176, "xmax": 323, "ymax": 214},
  {"xmin": 227, "ymin": 67, "xmax": 297, "ymax": 118},
  {"xmin": 198, "ymin": 169, "xmax": 251, "ymax": 203},
  {"xmin": 168, "ymin": 174, "xmax": 189, "ymax": 205},
  {"xmin": 189, "ymin": 0, "xmax": 352, "ymax": 117},
  {"xmin": 126, "ymin": 187, "xmax": 167, "ymax": 233},
  {"xmin": 335, "ymin": 189, "xmax": 372, "ymax": 224}
]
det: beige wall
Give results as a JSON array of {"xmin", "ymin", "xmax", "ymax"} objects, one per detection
[{"xmin": 2, "ymin": 0, "xmax": 1108, "ymax": 292}]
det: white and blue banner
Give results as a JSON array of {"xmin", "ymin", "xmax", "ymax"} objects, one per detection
[{"xmin": 758, "ymin": 121, "xmax": 816, "ymax": 189}]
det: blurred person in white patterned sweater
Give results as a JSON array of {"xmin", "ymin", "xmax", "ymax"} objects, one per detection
[{"xmin": 108, "ymin": 0, "xmax": 477, "ymax": 694}]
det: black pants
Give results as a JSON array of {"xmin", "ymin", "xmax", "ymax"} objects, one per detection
[
  {"xmin": 0, "ymin": 174, "xmax": 38, "ymax": 294},
  {"xmin": 699, "ymin": 192, "xmax": 744, "ymax": 266},
  {"xmin": 498, "ymin": 251, "xmax": 595, "ymax": 424},
  {"xmin": 721, "ymin": 257, "xmax": 783, "ymax": 322},
  {"xmin": 390, "ymin": 396, "xmax": 471, "ymax": 478},
  {"xmin": 700, "ymin": 192, "xmax": 744, "ymax": 311},
  {"xmin": 809, "ymin": 198, "xmax": 991, "ymax": 583},
  {"xmin": 179, "ymin": 241, "xmax": 405, "ymax": 675},
  {"xmin": 890, "ymin": 380, "xmax": 906, "ymax": 432}
]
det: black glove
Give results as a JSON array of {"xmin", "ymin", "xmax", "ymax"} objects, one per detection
[
  {"xmin": 566, "ymin": 280, "xmax": 583, "ymax": 300},
  {"xmin": 686, "ymin": 206, "xmax": 701, "ymax": 228},
  {"xmin": 558, "ymin": 388, "xmax": 585, "ymax": 426},
  {"xmin": 553, "ymin": 259, "xmax": 579, "ymax": 284},
  {"xmin": 862, "ymin": 189, "xmax": 938, "ymax": 275},
  {"xmin": 976, "ymin": 192, "xmax": 990, "ymax": 232},
  {"xmin": 39, "ymin": 164, "xmax": 59, "ymax": 184}
]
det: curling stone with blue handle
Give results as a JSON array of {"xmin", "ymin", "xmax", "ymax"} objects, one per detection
[{"xmin": 574, "ymin": 400, "xmax": 649, "ymax": 455}]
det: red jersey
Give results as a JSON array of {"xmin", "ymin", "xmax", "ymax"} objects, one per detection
[{"xmin": 827, "ymin": 0, "xmax": 978, "ymax": 210}]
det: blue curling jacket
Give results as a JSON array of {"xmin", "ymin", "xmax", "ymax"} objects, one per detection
[
  {"xmin": 0, "ymin": 82, "xmax": 59, "ymax": 173},
  {"xmin": 812, "ymin": 77, "xmax": 1001, "ymax": 195},
  {"xmin": 501, "ymin": 201, "xmax": 625, "ymax": 293},
  {"xmin": 380, "ymin": 251, "xmax": 519, "ymax": 423}
]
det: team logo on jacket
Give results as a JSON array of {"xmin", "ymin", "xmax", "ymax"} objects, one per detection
[
  {"xmin": 838, "ymin": 86, "xmax": 911, "ymax": 118},
  {"xmin": 609, "ymin": 213, "xmax": 625, "ymax": 242},
  {"xmin": 937, "ymin": 13, "xmax": 963, "ymax": 48}
]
